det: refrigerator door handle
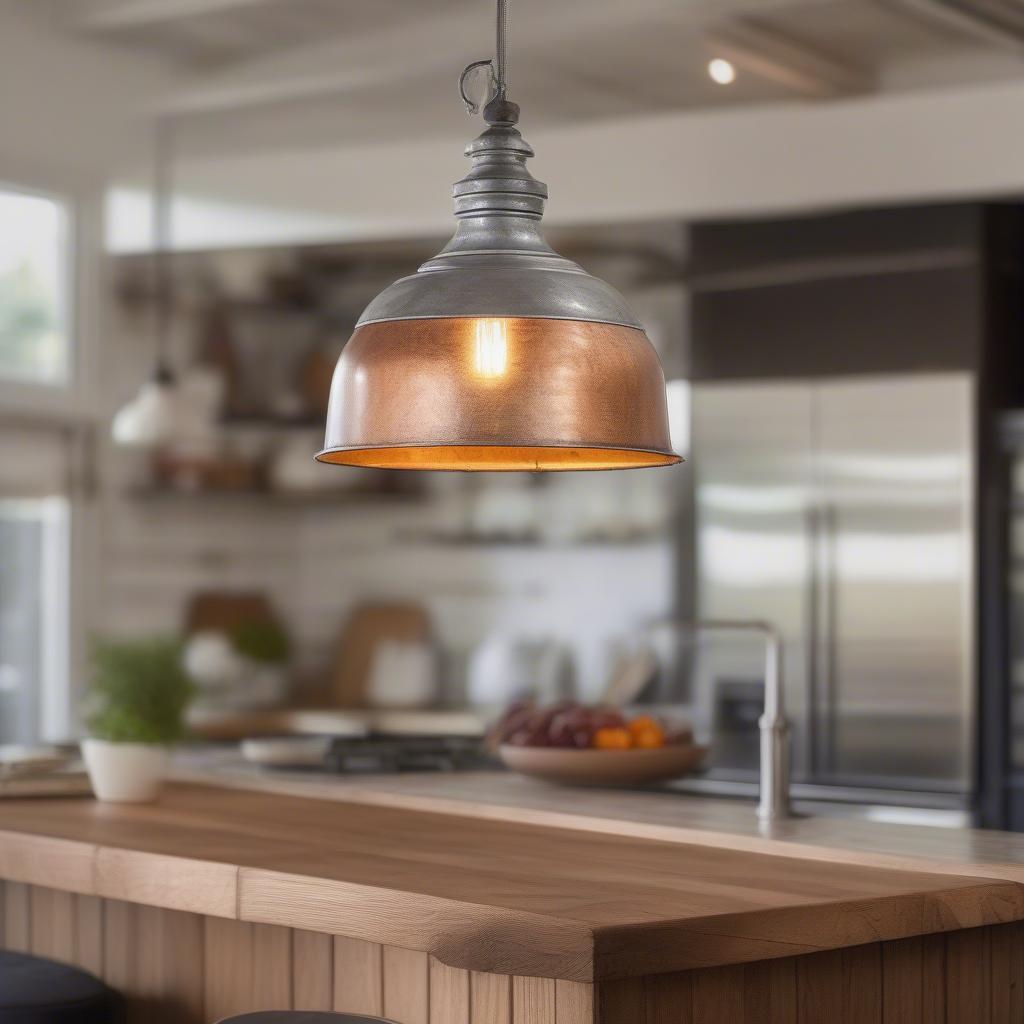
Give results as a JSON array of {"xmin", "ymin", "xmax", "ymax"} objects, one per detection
[
  {"xmin": 809, "ymin": 499, "xmax": 839, "ymax": 781},
  {"xmin": 806, "ymin": 503, "xmax": 821, "ymax": 780},
  {"xmin": 820, "ymin": 502, "xmax": 839, "ymax": 779}
]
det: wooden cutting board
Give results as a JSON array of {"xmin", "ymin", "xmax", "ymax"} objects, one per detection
[
  {"xmin": 184, "ymin": 591, "xmax": 279, "ymax": 635},
  {"xmin": 331, "ymin": 601, "xmax": 431, "ymax": 708}
]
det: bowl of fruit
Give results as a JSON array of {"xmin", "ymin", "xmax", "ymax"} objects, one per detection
[{"xmin": 489, "ymin": 701, "xmax": 707, "ymax": 787}]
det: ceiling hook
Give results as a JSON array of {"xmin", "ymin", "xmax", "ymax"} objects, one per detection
[{"xmin": 458, "ymin": 59, "xmax": 498, "ymax": 115}]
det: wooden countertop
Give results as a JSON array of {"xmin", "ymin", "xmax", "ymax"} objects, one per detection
[
  {"xmin": 2, "ymin": 781, "xmax": 1024, "ymax": 982},
  {"xmin": 174, "ymin": 764, "xmax": 1024, "ymax": 884}
]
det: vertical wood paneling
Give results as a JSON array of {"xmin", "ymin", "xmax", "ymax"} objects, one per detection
[
  {"xmin": 157, "ymin": 908, "xmax": 205, "ymax": 1024},
  {"xmin": 383, "ymin": 944, "xmax": 429, "ymax": 1024},
  {"xmin": 947, "ymin": 926, "xmax": 992, "ymax": 1024},
  {"xmin": 555, "ymin": 979, "xmax": 593, "ymax": 1024},
  {"xmin": 102, "ymin": 899, "xmax": 205, "ymax": 1024},
  {"xmin": 133, "ymin": 904, "xmax": 169, "ymax": 1019},
  {"xmin": 73, "ymin": 894, "xmax": 104, "ymax": 975},
  {"xmin": 882, "ymin": 936, "xmax": 923, "ymax": 1023},
  {"xmin": 920, "ymin": 932, "xmax": 946, "ymax": 1023},
  {"xmin": 293, "ymin": 928, "xmax": 333, "ymax": 1010},
  {"xmin": 644, "ymin": 972, "xmax": 693, "ymax": 1024},
  {"xmin": 842, "ymin": 943, "xmax": 882, "ymax": 1023},
  {"xmin": 990, "ymin": 921, "xmax": 1024, "ymax": 1024},
  {"xmin": 599, "ymin": 978, "xmax": 645, "ymax": 1024},
  {"xmin": 797, "ymin": 949, "xmax": 844, "ymax": 1022},
  {"xmin": 430, "ymin": 957, "xmax": 470, "ymax": 1024},
  {"xmin": 596, "ymin": 935, "xmax": 983, "ymax": 1024},
  {"xmin": 103, "ymin": 899, "xmax": 156, "ymax": 1024},
  {"xmin": 333, "ymin": 935, "xmax": 383, "ymax": 1016},
  {"xmin": 252, "ymin": 922, "xmax": 292, "ymax": 1010},
  {"xmin": 29, "ymin": 885, "xmax": 75, "ymax": 963},
  {"xmin": 3, "ymin": 880, "xmax": 31, "ymax": 952},
  {"xmin": 12, "ymin": 881, "xmax": 1024, "ymax": 1024},
  {"xmin": 598, "ymin": 974, "xmax": 638, "ymax": 1024},
  {"xmin": 743, "ymin": 958, "xmax": 795, "ymax": 1024},
  {"xmin": 204, "ymin": 916, "xmax": 257, "ymax": 1022},
  {"xmin": 691, "ymin": 964, "xmax": 744, "ymax": 1023},
  {"xmin": 102, "ymin": 899, "xmax": 138, "ymax": 996},
  {"xmin": 471, "ymin": 970, "xmax": 512, "ymax": 1023},
  {"xmin": 512, "ymin": 975, "xmax": 556, "ymax": 1024}
]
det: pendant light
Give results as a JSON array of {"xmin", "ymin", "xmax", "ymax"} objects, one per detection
[
  {"xmin": 112, "ymin": 118, "xmax": 182, "ymax": 447},
  {"xmin": 316, "ymin": 0, "xmax": 680, "ymax": 472}
]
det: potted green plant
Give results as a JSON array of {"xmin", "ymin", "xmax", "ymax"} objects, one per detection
[
  {"xmin": 229, "ymin": 619, "xmax": 291, "ymax": 706},
  {"xmin": 81, "ymin": 636, "xmax": 195, "ymax": 802}
]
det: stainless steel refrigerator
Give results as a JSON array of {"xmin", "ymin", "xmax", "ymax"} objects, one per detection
[{"xmin": 690, "ymin": 372, "xmax": 975, "ymax": 799}]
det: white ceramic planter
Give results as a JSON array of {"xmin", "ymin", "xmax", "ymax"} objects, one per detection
[{"xmin": 81, "ymin": 739, "xmax": 169, "ymax": 803}]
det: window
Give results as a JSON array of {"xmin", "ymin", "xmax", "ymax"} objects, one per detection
[
  {"xmin": 0, "ymin": 188, "xmax": 71, "ymax": 385},
  {"xmin": 0, "ymin": 498, "xmax": 69, "ymax": 743},
  {"xmin": 0, "ymin": 183, "xmax": 76, "ymax": 743}
]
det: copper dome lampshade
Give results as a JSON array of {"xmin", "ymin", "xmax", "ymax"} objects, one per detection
[{"xmin": 316, "ymin": 5, "xmax": 680, "ymax": 472}]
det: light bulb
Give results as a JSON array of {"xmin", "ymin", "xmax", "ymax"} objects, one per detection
[
  {"xmin": 708, "ymin": 58, "xmax": 736, "ymax": 86},
  {"xmin": 473, "ymin": 319, "xmax": 508, "ymax": 378},
  {"xmin": 111, "ymin": 378, "xmax": 180, "ymax": 447}
]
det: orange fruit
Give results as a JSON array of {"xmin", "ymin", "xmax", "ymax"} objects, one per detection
[
  {"xmin": 592, "ymin": 727, "xmax": 633, "ymax": 750},
  {"xmin": 633, "ymin": 725, "xmax": 666, "ymax": 749},
  {"xmin": 628, "ymin": 715, "xmax": 659, "ymax": 737}
]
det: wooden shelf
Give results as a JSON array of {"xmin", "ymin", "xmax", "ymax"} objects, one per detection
[
  {"xmin": 126, "ymin": 486, "xmax": 423, "ymax": 506},
  {"xmin": 396, "ymin": 532, "xmax": 669, "ymax": 549}
]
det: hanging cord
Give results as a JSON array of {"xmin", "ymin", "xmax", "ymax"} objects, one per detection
[
  {"xmin": 458, "ymin": 0, "xmax": 517, "ymax": 123},
  {"xmin": 152, "ymin": 116, "xmax": 175, "ymax": 383},
  {"xmin": 495, "ymin": 0, "xmax": 508, "ymax": 99}
]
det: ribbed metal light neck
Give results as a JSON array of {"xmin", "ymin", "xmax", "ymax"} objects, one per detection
[
  {"xmin": 356, "ymin": 123, "xmax": 643, "ymax": 330},
  {"xmin": 450, "ymin": 124, "xmax": 548, "ymax": 225}
]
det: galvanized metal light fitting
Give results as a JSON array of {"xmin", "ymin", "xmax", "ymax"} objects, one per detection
[{"xmin": 317, "ymin": 0, "xmax": 680, "ymax": 471}]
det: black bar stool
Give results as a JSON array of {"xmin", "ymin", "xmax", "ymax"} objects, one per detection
[
  {"xmin": 0, "ymin": 950, "xmax": 124, "ymax": 1023},
  {"xmin": 218, "ymin": 1016, "xmax": 393, "ymax": 1023}
]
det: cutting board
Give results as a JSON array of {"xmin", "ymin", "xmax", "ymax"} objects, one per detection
[
  {"xmin": 332, "ymin": 602, "xmax": 431, "ymax": 708},
  {"xmin": 184, "ymin": 591, "xmax": 279, "ymax": 635}
]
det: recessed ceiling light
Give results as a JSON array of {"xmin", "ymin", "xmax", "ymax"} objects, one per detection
[{"xmin": 708, "ymin": 58, "xmax": 736, "ymax": 85}]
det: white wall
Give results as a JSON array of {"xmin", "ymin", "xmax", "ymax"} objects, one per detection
[
  {"xmin": 96, "ymin": 492, "xmax": 675, "ymax": 701},
  {"xmin": 0, "ymin": 6, "xmax": 176, "ymax": 185}
]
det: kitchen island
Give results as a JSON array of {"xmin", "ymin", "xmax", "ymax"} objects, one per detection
[{"xmin": 2, "ymin": 779, "xmax": 1024, "ymax": 1023}]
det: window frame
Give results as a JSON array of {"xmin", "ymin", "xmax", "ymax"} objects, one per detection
[
  {"xmin": 0, "ymin": 182, "xmax": 74, "ymax": 391},
  {"xmin": 0, "ymin": 496, "xmax": 71, "ymax": 742},
  {"xmin": 0, "ymin": 159, "xmax": 105, "ymax": 740},
  {"xmin": 0, "ymin": 165, "xmax": 103, "ymax": 420}
]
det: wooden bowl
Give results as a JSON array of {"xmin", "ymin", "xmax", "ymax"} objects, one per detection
[{"xmin": 499, "ymin": 743, "xmax": 707, "ymax": 787}]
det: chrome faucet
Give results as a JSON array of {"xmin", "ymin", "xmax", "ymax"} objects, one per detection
[{"xmin": 668, "ymin": 620, "xmax": 791, "ymax": 822}]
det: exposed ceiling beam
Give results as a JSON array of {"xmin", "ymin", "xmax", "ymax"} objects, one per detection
[
  {"xmin": 706, "ymin": 18, "xmax": 873, "ymax": 97},
  {"xmin": 72, "ymin": 0, "xmax": 292, "ymax": 31},
  {"xmin": 157, "ymin": 2, "xmax": 474, "ymax": 113},
  {"xmin": 881, "ymin": 0, "xmax": 1024, "ymax": 51},
  {"xmin": 154, "ymin": 0, "xmax": 833, "ymax": 115},
  {"xmin": 118, "ymin": 76, "xmax": 1024, "ymax": 252}
]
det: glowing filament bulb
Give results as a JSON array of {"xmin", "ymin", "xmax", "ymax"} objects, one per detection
[{"xmin": 474, "ymin": 319, "xmax": 508, "ymax": 378}]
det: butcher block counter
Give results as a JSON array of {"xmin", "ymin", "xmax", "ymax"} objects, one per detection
[{"xmin": 3, "ymin": 780, "xmax": 1024, "ymax": 1023}]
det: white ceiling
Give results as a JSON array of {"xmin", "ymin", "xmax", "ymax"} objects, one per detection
[{"xmin": 15, "ymin": 0, "xmax": 1024, "ymax": 156}]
